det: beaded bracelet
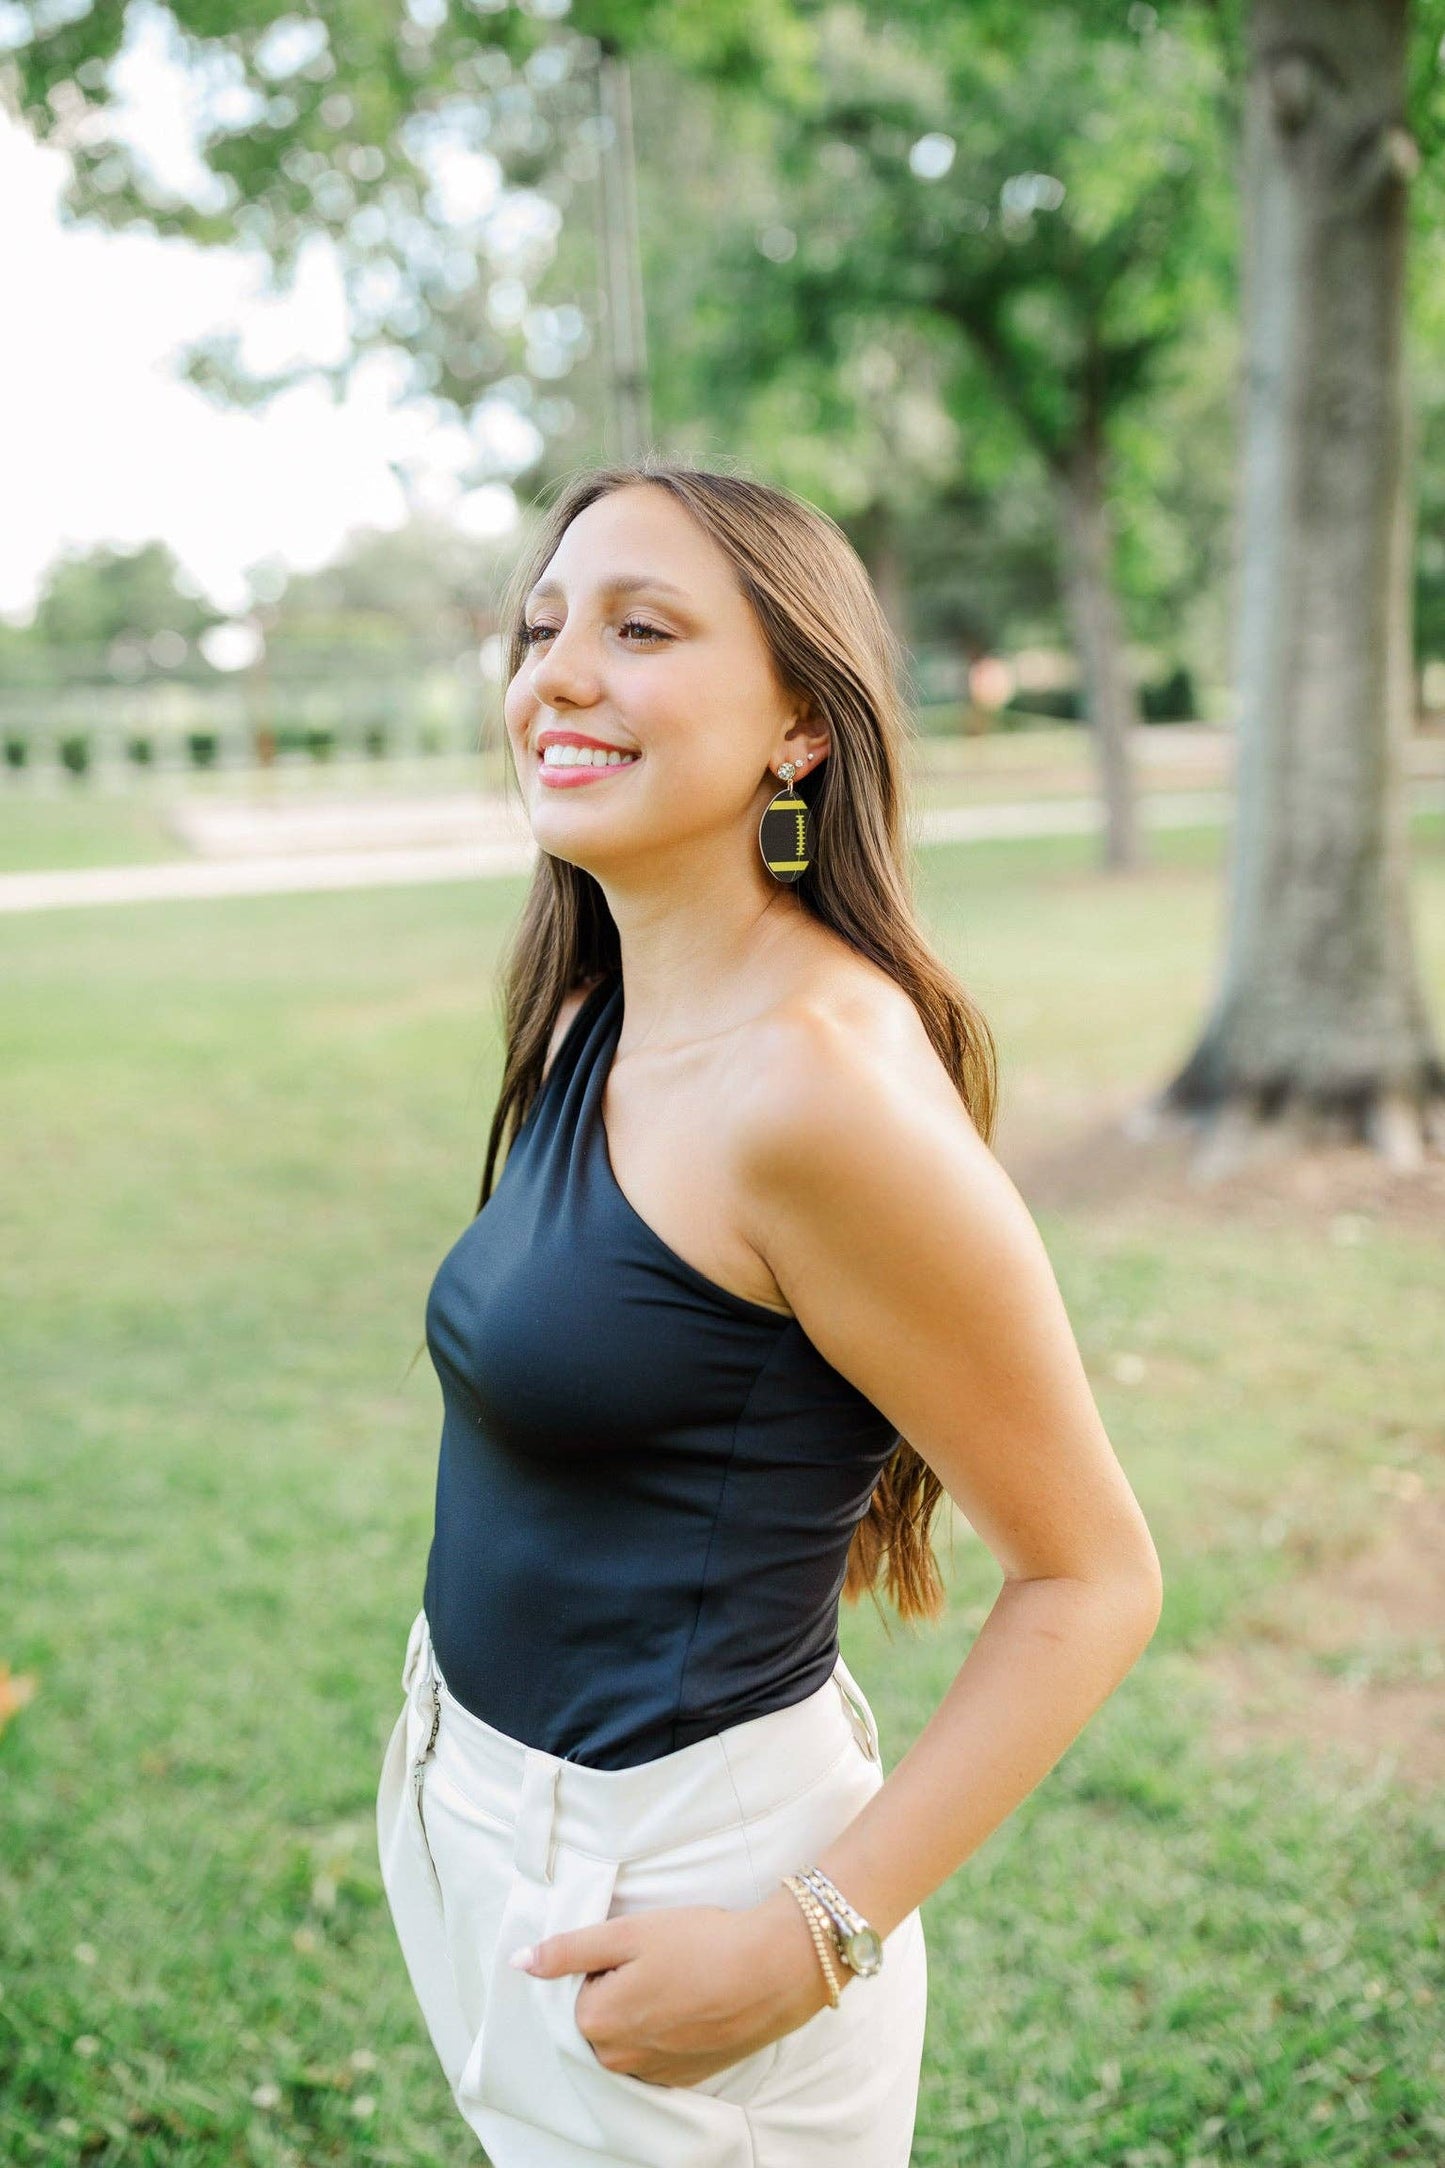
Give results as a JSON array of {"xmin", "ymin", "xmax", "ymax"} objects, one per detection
[{"xmin": 781, "ymin": 1873, "xmax": 843, "ymax": 2007}]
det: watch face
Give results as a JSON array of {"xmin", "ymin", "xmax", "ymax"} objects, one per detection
[{"xmin": 844, "ymin": 1925, "xmax": 884, "ymax": 1975}]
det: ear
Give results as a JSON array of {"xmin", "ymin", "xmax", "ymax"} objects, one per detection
[{"xmin": 787, "ymin": 693, "xmax": 830, "ymax": 757}]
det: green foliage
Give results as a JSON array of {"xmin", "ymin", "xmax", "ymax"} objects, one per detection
[
  {"xmin": 28, "ymin": 542, "xmax": 218, "ymax": 652},
  {"xmin": 633, "ymin": 7, "xmax": 1236, "ymax": 674},
  {"xmin": 6, "ymin": 0, "xmax": 1445, "ymax": 682},
  {"xmin": 726, "ymin": 5, "xmax": 1235, "ymax": 466},
  {"xmin": 264, "ymin": 516, "xmax": 504, "ymax": 652},
  {"xmin": 0, "ymin": 0, "xmax": 802, "ymax": 426}
]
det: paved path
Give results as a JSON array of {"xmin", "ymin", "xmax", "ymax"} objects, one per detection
[
  {"xmin": 10, "ymin": 783, "xmax": 1435, "ymax": 916},
  {"xmin": 0, "ymin": 838, "xmax": 538, "ymax": 913},
  {"xmin": 165, "ymin": 791, "xmax": 527, "ymax": 858}
]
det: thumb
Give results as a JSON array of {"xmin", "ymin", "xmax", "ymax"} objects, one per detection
[{"xmin": 511, "ymin": 1921, "xmax": 635, "ymax": 1978}]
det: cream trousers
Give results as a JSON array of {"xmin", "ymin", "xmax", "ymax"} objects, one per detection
[{"xmin": 376, "ymin": 1606, "xmax": 928, "ymax": 2165}]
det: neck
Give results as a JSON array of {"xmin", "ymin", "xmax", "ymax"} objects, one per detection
[{"xmin": 592, "ymin": 835, "xmax": 811, "ymax": 1051}]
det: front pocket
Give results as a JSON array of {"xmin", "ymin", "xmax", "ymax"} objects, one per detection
[
  {"xmin": 461, "ymin": 1845, "xmax": 622, "ymax": 2128},
  {"xmin": 593, "ymin": 1847, "xmax": 785, "ymax": 2110},
  {"xmin": 536, "ymin": 1852, "xmax": 772, "ymax": 2101},
  {"xmin": 462, "ymin": 1839, "xmax": 777, "ymax": 2146}
]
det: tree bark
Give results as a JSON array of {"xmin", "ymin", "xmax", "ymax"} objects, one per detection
[
  {"xmin": 595, "ymin": 44, "xmax": 652, "ymax": 463},
  {"xmin": 1160, "ymin": 0, "xmax": 1445, "ymax": 1161},
  {"xmin": 855, "ymin": 499, "xmax": 910, "ymax": 650},
  {"xmin": 1053, "ymin": 430, "xmax": 1142, "ymax": 872}
]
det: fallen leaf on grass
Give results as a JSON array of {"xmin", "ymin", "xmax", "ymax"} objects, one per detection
[{"xmin": 0, "ymin": 1662, "xmax": 39, "ymax": 1736}]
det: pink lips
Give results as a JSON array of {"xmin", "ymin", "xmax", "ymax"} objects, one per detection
[{"xmin": 536, "ymin": 746, "xmax": 641, "ymax": 788}]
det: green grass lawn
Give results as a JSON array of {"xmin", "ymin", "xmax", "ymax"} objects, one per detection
[
  {"xmin": 3, "ymin": 824, "xmax": 1443, "ymax": 2166},
  {"xmin": 0, "ymin": 789, "xmax": 186, "ymax": 871}
]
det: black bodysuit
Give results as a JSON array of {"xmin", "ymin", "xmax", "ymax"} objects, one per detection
[{"xmin": 421, "ymin": 971, "xmax": 901, "ymax": 1771}]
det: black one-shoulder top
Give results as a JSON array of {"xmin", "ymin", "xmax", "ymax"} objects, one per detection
[{"xmin": 420, "ymin": 971, "xmax": 901, "ymax": 1770}]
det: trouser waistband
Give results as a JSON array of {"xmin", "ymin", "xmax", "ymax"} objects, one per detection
[{"xmin": 398, "ymin": 1607, "xmax": 880, "ymax": 1876}]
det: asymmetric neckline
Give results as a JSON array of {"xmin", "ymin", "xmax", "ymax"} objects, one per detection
[
  {"xmin": 574, "ymin": 974, "xmax": 795, "ymax": 1332},
  {"xmin": 423, "ymin": 968, "xmax": 903, "ymax": 1767}
]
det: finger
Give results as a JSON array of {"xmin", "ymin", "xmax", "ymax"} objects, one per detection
[{"xmin": 510, "ymin": 1922, "xmax": 636, "ymax": 1977}]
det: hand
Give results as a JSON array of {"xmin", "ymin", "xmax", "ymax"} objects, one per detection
[{"xmin": 509, "ymin": 1886, "xmax": 840, "ymax": 2087}]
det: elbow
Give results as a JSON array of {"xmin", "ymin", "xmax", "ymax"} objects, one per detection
[
  {"xmin": 1075, "ymin": 1526, "xmax": 1164, "ymax": 1668},
  {"xmin": 1118, "ymin": 1536, "xmax": 1165, "ymax": 1658},
  {"xmin": 1138, "ymin": 1569, "xmax": 1165, "ymax": 1655}
]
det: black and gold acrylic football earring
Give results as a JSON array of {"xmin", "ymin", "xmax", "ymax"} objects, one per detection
[{"xmin": 758, "ymin": 758, "xmax": 811, "ymax": 883}]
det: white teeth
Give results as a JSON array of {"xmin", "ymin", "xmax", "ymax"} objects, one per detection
[{"xmin": 541, "ymin": 744, "xmax": 639, "ymax": 767}]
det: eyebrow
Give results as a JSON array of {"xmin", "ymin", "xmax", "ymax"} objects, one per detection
[{"xmin": 524, "ymin": 572, "xmax": 691, "ymax": 608}]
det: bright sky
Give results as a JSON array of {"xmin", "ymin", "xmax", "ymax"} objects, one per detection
[{"xmin": 0, "ymin": 4, "xmax": 536, "ymax": 626}]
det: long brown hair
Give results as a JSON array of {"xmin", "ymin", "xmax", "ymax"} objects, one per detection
[{"xmin": 479, "ymin": 455, "xmax": 998, "ymax": 1626}]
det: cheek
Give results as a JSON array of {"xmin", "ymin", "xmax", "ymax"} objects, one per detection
[
  {"xmin": 501, "ymin": 678, "xmax": 529, "ymax": 740},
  {"xmin": 642, "ymin": 743, "xmax": 764, "ymax": 834}
]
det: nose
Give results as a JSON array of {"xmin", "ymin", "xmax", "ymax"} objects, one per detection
[{"xmin": 527, "ymin": 618, "xmax": 601, "ymax": 710}]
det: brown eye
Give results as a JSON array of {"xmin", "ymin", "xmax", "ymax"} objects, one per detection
[{"xmin": 519, "ymin": 616, "xmax": 668, "ymax": 647}]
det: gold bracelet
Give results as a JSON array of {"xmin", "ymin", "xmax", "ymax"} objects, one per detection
[{"xmin": 782, "ymin": 1874, "xmax": 843, "ymax": 2007}]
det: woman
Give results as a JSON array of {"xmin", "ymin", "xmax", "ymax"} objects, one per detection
[{"xmin": 376, "ymin": 458, "xmax": 1163, "ymax": 2167}]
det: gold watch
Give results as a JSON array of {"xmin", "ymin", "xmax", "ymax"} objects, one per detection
[{"xmin": 796, "ymin": 1866, "xmax": 884, "ymax": 1979}]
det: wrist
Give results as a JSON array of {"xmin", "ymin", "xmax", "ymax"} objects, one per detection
[{"xmin": 748, "ymin": 1886, "xmax": 847, "ymax": 2023}]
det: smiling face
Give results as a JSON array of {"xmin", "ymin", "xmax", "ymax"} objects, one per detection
[{"xmin": 503, "ymin": 482, "xmax": 827, "ymax": 879}]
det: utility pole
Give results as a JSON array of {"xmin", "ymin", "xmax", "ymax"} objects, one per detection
[{"xmin": 593, "ymin": 39, "xmax": 652, "ymax": 461}]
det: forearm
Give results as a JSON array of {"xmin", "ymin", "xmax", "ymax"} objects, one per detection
[{"xmin": 767, "ymin": 1569, "xmax": 1162, "ymax": 1956}]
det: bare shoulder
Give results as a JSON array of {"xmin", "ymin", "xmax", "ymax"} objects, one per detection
[
  {"xmin": 540, "ymin": 973, "xmax": 610, "ymax": 1086},
  {"xmin": 733, "ymin": 951, "xmax": 1030, "ymax": 1314},
  {"xmin": 738, "ymin": 956, "xmax": 986, "ymax": 1168}
]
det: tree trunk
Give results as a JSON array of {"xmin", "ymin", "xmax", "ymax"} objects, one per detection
[
  {"xmin": 1053, "ymin": 430, "xmax": 1142, "ymax": 872},
  {"xmin": 855, "ymin": 499, "xmax": 910, "ymax": 650},
  {"xmin": 595, "ymin": 44, "xmax": 652, "ymax": 463},
  {"xmin": 1159, "ymin": 0, "xmax": 1445, "ymax": 1164}
]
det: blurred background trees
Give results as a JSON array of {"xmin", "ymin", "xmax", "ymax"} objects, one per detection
[
  {"xmin": 0, "ymin": 0, "xmax": 1244, "ymax": 738},
  {"xmin": 3, "ymin": 0, "xmax": 1445, "ymax": 1154}
]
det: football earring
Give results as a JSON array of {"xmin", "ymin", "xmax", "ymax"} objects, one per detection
[{"xmin": 758, "ymin": 754, "xmax": 813, "ymax": 884}]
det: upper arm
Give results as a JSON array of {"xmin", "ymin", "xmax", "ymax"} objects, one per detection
[{"xmin": 738, "ymin": 1000, "xmax": 1161, "ymax": 1596}]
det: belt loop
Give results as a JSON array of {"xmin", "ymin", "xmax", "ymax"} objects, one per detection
[
  {"xmin": 514, "ymin": 1749, "xmax": 561, "ymax": 1884},
  {"xmin": 401, "ymin": 1606, "xmax": 428, "ymax": 1696},
  {"xmin": 833, "ymin": 1660, "xmax": 880, "ymax": 1762},
  {"xmin": 410, "ymin": 1619, "xmax": 437, "ymax": 1717}
]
